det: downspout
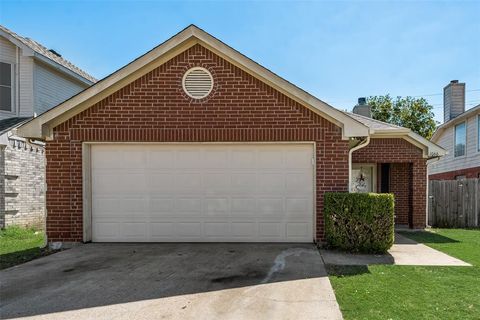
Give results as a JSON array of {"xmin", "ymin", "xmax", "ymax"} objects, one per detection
[{"xmin": 348, "ymin": 136, "xmax": 370, "ymax": 192}]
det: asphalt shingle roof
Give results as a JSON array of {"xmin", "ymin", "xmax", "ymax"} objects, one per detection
[
  {"xmin": 345, "ymin": 112, "xmax": 408, "ymax": 132},
  {"xmin": 0, "ymin": 25, "xmax": 97, "ymax": 83},
  {"xmin": 0, "ymin": 117, "xmax": 31, "ymax": 135}
]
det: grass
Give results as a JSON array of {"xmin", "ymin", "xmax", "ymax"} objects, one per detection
[
  {"xmin": 0, "ymin": 226, "xmax": 46, "ymax": 270},
  {"xmin": 328, "ymin": 229, "xmax": 480, "ymax": 320}
]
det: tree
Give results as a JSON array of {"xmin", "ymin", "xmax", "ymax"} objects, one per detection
[{"xmin": 366, "ymin": 95, "xmax": 438, "ymax": 140}]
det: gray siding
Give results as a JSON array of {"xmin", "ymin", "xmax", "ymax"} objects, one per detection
[
  {"xmin": 429, "ymin": 111, "xmax": 480, "ymax": 175},
  {"xmin": 34, "ymin": 61, "xmax": 87, "ymax": 116},
  {"xmin": 19, "ymin": 55, "xmax": 34, "ymax": 117},
  {"xmin": 0, "ymin": 36, "xmax": 35, "ymax": 120}
]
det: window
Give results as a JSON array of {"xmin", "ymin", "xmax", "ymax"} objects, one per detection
[
  {"xmin": 0, "ymin": 62, "xmax": 13, "ymax": 112},
  {"xmin": 351, "ymin": 164, "xmax": 376, "ymax": 193},
  {"xmin": 454, "ymin": 122, "xmax": 466, "ymax": 157}
]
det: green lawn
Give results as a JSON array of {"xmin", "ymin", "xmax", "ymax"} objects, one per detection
[
  {"xmin": 0, "ymin": 226, "xmax": 46, "ymax": 270},
  {"xmin": 328, "ymin": 229, "xmax": 480, "ymax": 320}
]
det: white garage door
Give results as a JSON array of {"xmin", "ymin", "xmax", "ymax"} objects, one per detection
[{"xmin": 91, "ymin": 144, "xmax": 314, "ymax": 242}]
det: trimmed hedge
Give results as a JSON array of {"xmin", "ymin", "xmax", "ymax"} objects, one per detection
[{"xmin": 324, "ymin": 192, "xmax": 395, "ymax": 253}]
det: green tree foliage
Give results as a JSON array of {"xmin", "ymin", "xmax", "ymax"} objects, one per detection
[{"xmin": 367, "ymin": 95, "xmax": 438, "ymax": 139}]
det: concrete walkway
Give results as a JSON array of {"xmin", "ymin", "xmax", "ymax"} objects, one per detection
[
  {"xmin": 1, "ymin": 243, "xmax": 343, "ymax": 320},
  {"xmin": 320, "ymin": 233, "xmax": 471, "ymax": 266}
]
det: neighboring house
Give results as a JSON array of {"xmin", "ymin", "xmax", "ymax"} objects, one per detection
[
  {"xmin": 18, "ymin": 25, "xmax": 445, "ymax": 246},
  {"xmin": 0, "ymin": 25, "xmax": 96, "ymax": 228},
  {"xmin": 429, "ymin": 80, "xmax": 480, "ymax": 180}
]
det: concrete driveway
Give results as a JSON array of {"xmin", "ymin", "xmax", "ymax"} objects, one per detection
[{"xmin": 0, "ymin": 243, "xmax": 342, "ymax": 320}]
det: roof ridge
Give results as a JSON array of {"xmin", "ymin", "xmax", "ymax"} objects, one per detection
[{"xmin": 0, "ymin": 24, "xmax": 97, "ymax": 83}]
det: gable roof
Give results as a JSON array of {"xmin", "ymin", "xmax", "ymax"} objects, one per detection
[
  {"xmin": 0, "ymin": 24, "xmax": 97, "ymax": 84},
  {"xmin": 347, "ymin": 111, "xmax": 446, "ymax": 157},
  {"xmin": 346, "ymin": 112, "xmax": 410, "ymax": 133},
  {"xmin": 431, "ymin": 104, "xmax": 480, "ymax": 142},
  {"xmin": 15, "ymin": 24, "xmax": 446, "ymax": 158},
  {"xmin": 17, "ymin": 25, "xmax": 369, "ymax": 140}
]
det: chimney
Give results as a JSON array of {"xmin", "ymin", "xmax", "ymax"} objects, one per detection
[
  {"xmin": 353, "ymin": 97, "xmax": 371, "ymax": 118},
  {"xmin": 443, "ymin": 80, "xmax": 465, "ymax": 122}
]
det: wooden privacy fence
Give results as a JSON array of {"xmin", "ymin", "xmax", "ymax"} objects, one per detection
[{"xmin": 428, "ymin": 178, "xmax": 480, "ymax": 228}]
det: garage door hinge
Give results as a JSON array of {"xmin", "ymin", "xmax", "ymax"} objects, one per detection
[{"xmin": 311, "ymin": 157, "xmax": 315, "ymax": 166}]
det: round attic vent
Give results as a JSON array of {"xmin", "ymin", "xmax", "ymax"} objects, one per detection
[{"xmin": 182, "ymin": 67, "xmax": 214, "ymax": 99}]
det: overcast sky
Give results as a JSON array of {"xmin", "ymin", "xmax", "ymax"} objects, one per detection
[{"xmin": 1, "ymin": 0, "xmax": 479, "ymax": 123}]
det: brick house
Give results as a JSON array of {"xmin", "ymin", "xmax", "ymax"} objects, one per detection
[
  {"xmin": 0, "ymin": 25, "xmax": 96, "ymax": 228},
  {"xmin": 18, "ymin": 26, "xmax": 445, "ymax": 246}
]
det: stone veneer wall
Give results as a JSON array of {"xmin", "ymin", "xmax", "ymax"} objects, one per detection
[{"xmin": 0, "ymin": 137, "xmax": 45, "ymax": 229}]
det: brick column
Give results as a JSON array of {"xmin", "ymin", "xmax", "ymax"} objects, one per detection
[{"xmin": 411, "ymin": 159, "xmax": 427, "ymax": 228}]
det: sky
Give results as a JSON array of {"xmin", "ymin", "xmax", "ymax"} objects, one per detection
[{"xmin": 1, "ymin": 0, "xmax": 479, "ymax": 123}]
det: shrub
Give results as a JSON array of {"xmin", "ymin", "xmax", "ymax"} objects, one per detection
[{"xmin": 324, "ymin": 192, "xmax": 395, "ymax": 253}]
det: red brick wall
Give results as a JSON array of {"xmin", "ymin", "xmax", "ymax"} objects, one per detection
[
  {"xmin": 353, "ymin": 138, "xmax": 427, "ymax": 228},
  {"xmin": 429, "ymin": 166, "xmax": 480, "ymax": 180},
  {"xmin": 46, "ymin": 44, "xmax": 349, "ymax": 243},
  {"xmin": 389, "ymin": 163, "xmax": 411, "ymax": 226}
]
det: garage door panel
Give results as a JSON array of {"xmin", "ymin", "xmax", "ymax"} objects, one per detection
[
  {"xmin": 176, "ymin": 150, "xmax": 202, "ymax": 168},
  {"xmin": 93, "ymin": 222, "xmax": 119, "ymax": 241},
  {"xmin": 91, "ymin": 149, "xmax": 120, "ymax": 169},
  {"xmin": 147, "ymin": 173, "xmax": 175, "ymax": 192},
  {"xmin": 147, "ymin": 150, "xmax": 175, "ymax": 169},
  {"xmin": 285, "ymin": 148, "xmax": 312, "ymax": 168},
  {"xmin": 231, "ymin": 222, "xmax": 256, "ymax": 237},
  {"xmin": 205, "ymin": 222, "xmax": 230, "ymax": 236},
  {"xmin": 204, "ymin": 174, "xmax": 230, "ymax": 194},
  {"xmin": 91, "ymin": 144, "xmax": 314, "ymax": 242},
  {"xmin": 286, "ymin": 198, "xmax": 311, "ymax": 213},
  {"xmin": 258, "ymin": 150, "xmax": 283, "ymax": 168},
  {"xmin": 175, "ymin": 198, "xmax": 202, "ymax": 213},
  {"xmin": 175, "ymin": 223, "xmax": 202, "ymax": 236},
  {"xmin": 149, "ymin": 223, "xmax": 174, "ymax": 237},
  {"xmin": 121, "ymin": 223, "xmax": 148, "ymax": 238},
  {"xmin": 231, "ymin": 173, "xmax": 257, "ymax": 194},
  {"xmin": 257, "ymin": 198, "xmax": 284, "ymax": 214},
  {"xmin": 287, "ymin": 223, "xmax": 310, "ymax": 237},
  {"xmin": 257, "ymin": 173, "xmax": 284, "ymax": 194},
  {"xmin": 93, "ymin": 198, "xmax": 148, "ymax": 215},
  {"xmin": 175, "ymin": 173, "xmax": 202, "ymax": 194},
  {"xmin": 231, "ymin": 150, "xmax": 256, "ymax": 168},
  {"xmin": 149, "ymin": 198, "xmax": 174, "ymax": 213},
  {"xmin": 205, "ymin": 198, "xmax": 229, "ymax": 215},
  {"xmin": 203, "ymin": 150, "xmax": 229, "ymax": 168},
  {"xmin": 231, "ymin": 198, "xmax": 256, "ymax": 213},
  {"xmin": 93, "ymin": 172, "xmax": 146, "ymax": 195},
  {"xmin": 258, "ymin": 223, "xmax": 284, "ymax": 237},
  {"xmin": 286, "ymin": 173, "xmax": 312, "ymax": 194}
]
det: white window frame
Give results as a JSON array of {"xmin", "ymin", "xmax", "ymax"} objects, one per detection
[
  {"xmin": 351, "ymin": 163, "xmax": 377, "ymax": 193},
  {"xmin": 0, "ymin": 61, "xmax": 15, "ymax": 114},
  {"xmin": 454, "ymin": 121, "xmax": 466, "ymax": 158}
]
